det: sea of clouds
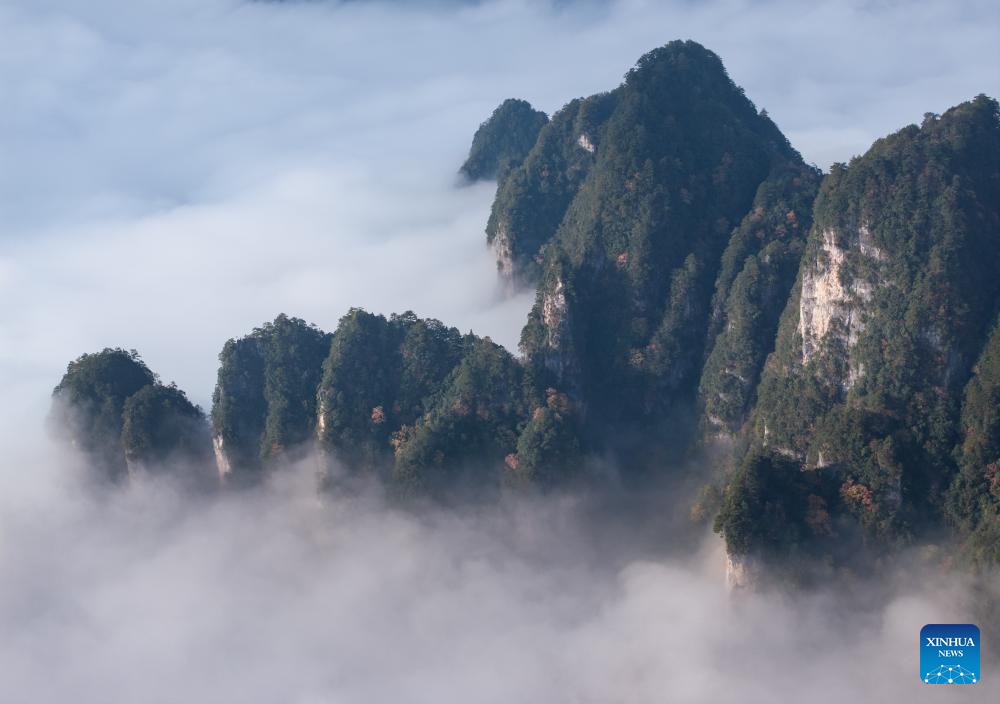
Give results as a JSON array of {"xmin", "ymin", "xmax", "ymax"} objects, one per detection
[{"xmin": 1, "ymin": 0, "xmax": 998, "ymax": 701}]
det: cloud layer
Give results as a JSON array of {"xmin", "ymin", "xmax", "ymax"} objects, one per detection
[
  {"xmin": 1, "ymin": 458, "xmax": 996, "ymax": 703},
  {"xmin": 2, "ymin": 0, "xmax": 998, "ymax": 407}
]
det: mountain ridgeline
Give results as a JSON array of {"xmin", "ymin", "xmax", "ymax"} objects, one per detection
[
  {"xmin": 489, "ymin": 42, "xmax": 821, "ymax": 447},
  {"xmin": 52, "ymin": 41, "xmax": 1000, "ymax": 586}
]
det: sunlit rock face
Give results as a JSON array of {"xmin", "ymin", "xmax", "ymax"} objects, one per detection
[
  {"xmin": 505, "ymin": 41, "xmax": 812, "ymax": 437},
  {"xmin": 491, "ymin": 222, "xmax": 515, "ymax": 281},
  {"xmin": 796, "ymin": 227, "xmax": 878, "ymax": 392},
  {"xmin": 212, "ymin": 435, "xmax": 232, "ymax": 481},
  {"xmin": 725, "ymin": 553, "xmax": 761, "ymax": 591},
  {"xmin": 728, "ymin": 96, "xmax": 1000, "ymax": 578}
]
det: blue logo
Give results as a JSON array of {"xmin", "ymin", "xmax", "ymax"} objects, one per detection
[{"xmin": 921, "ymin": 624, "xmax": 980, "ymax": 684}]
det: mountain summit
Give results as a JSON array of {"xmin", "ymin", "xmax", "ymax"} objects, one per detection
[{"xmin": 489, "ymin": 41, "xmax": 820, "ymax": 442}]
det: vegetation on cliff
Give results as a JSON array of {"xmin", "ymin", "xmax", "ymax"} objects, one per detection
[
  {"xmin": 460, "ymin": 98, "xmax": 548, "ymax": 182},
  {"xmin": 718, "ymin": 95, "xmax": 1000, "ymax": 566},
  {"xmin": 51, "ymin": 42, "xmax": 1000, "ymax": 586},
  {"xmin": 504, "ymin": 41, "xmax": 818, "ymax": 453},
  {"xmin": 52, "ymin": 348, "xmax": 210, "ymax": 481},
  {"xmin": 212, "ymin": 314, "xmax": 331, "ymax": 481}
]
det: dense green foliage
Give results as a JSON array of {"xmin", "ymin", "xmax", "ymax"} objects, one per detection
[
  {"xmin": 510, "ymin": 388, "xmax": 581, "ymax": 487},
  {"xmin": 714, "ymin": 448, "xmax": 828, "ymax": 557},
  {"xmin": 460, "ymin": 99, "xmax": 548, "ymax": 182},
  {"xmin": 122, "ymin": 383, "xmax": 211, "ymax": 471},
  {"xmin": 49, "ymin": 40, "xmax": 1000, "ymax": 591},
  {"xmin": 947, "ymin": 318, "xmax": 1000, "ymax": 570},
  {"xmin": 392, "ymin": 337, "xmax": 531, "ymax": 493},
  {"xmin": 212, "ymin": 314, "xmax": 330, "ymax": 481},
  {"xmin": 317, "ymin": 309, "xmax": 467, "ymax": 471},
  {"xmin": 507, "ymin": 41, "xmax": 814, "ymax": 444},
  {"xmin": 486, "ymin": 94, "xmax": 613, "ymax": 281},
  {"xmin": 699, "ymin": 164, "xmax": 820, "ymax": 433},
  {"xmin": 205, "ymin": 309, "xmax": 582, "ymax": 495},
  {"xmin": 719, "ymin": 95, "xmax": 1000, "ymax": 567},
  {"xmin": 53, "ymin": 348, "xmax": 157, "ymax": 480},
  {"xmin": 317, "ymin": 310, "xmax": 580, "ymax": 495},
  {"xmin": 52, "ymin": 348, "xmax": 210, "ymax": 481}
]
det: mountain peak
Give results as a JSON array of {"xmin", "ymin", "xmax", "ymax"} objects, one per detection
[{"xmin": 460, "ymin": 98, "xmax": 548, "ymax": 182}]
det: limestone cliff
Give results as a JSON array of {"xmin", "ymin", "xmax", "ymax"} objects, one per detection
[
  {"xmin": 720, "ymin": 95, "xmax": 1000, "ymax": 576},
  {"xmin": 507, "ymin": 41, "xmax": 811, "ymax": 438}
]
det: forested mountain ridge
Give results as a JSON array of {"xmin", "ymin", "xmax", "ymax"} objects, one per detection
[
  {"xmin": 499, "ymin": 42, "xmax": 820, "ymax": 445},
  {"xmin": 50, "ymin": 42, "xmax": 1000, "ymax": 589},
  {"xmin": 715, "ymin": 94, "xmax": 1000, "ymax": 584},
  {"xmin": 211, "ymin": 314, "xmax": 331, "ymax": 485}
]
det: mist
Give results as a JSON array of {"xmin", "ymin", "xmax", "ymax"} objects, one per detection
[
  {"xmin": 3, "ymin": 0, "xmax": 998, "ymax": 410},
  {"xmin": 1, "ymin": 450, "xmax": 996, "ymax": 702},
  {"xmin": 2, "ymin": 0, "xmax": 999, "ymax": 700}
]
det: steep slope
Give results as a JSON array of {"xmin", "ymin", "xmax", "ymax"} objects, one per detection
[
  {"xmin": 205, "ymin": 309, "xmax": 581, "ymax": 494},
  {"xmin": 947, "ymin": 316, "xmax": 1000, "ymax": 571},
  {"xmin": 47, "ymin": 46, "xmax": 1000, "ymax": 591},
  {"xmin": 460, "ymin": 99, "xmax": 548, "ymax": 182},
  {"xmin": 699, "ymin": 163, "xmax": 821, "ymax": 435},
  {"xmin": 486, "ymin": 92, "xmax": 613, "ymax": 282},
  {"xmin": 718, "ymin": 95, "xmax": 1000, "ymax": 572},
  {"xmin": 52, "ymin": 349, "xmax": 211, "ymax": 482},
  {"xmin": 211, "ymin": 314, "xmax": 331, "ymax": 483},
  {"xmin": 504, "ymin": 41, "xmax": 817, "ymax": 439}
]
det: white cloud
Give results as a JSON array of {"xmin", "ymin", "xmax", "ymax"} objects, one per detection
[
  {"xmin": 2, "ymin": 0, "xmax": 996, "ymax": 405},
  {"xmin": 0, "ymin": 459, "xmax": 994, "ymax": 703}
]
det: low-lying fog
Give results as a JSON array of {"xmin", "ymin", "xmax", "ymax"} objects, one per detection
[{"xmin": 2, "ymin": 450, "xmax": 995, "ymax": 702}]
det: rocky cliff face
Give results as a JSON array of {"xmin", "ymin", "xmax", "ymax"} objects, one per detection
[
  {"xmin": 792, "ymin": 224, "xmax": 887, "ymax": 398},
  {"xmin": 725, "ymin": 553, "xmax": 762, "ymax": 591},
  {"xmin": 494, "ymin": 41, "xmax": 816, "ymax": 440},
  {"xmin": 485, "ymin": 94, "xmax": 611, "ymax": 284},
  {"xmin": 698, "ymin": 163, "xmax": 820, "ymax": 436},
  {"xmin": 720, "ymin": 95, "xmax": 1000, "ymax": 578},
  {"xmin": 797, "ymin": 228, "xmax": 872, "ymax": 368}
]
